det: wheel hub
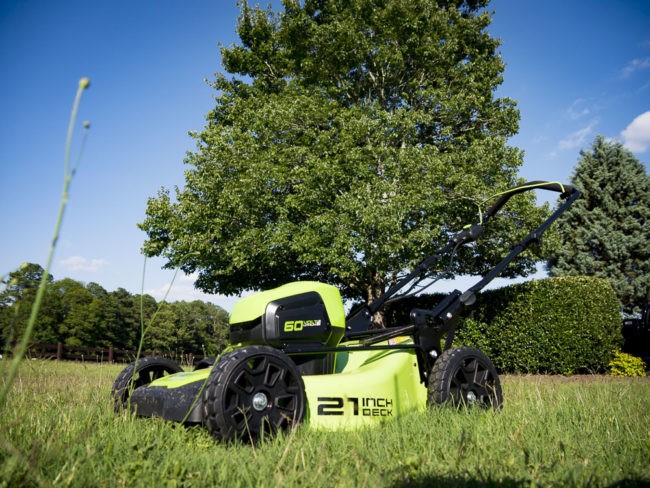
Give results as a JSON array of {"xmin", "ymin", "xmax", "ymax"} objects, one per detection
[
  {"xmin": 252, "ymin": 392, "xmax": 269, "ymax": 411},
  {"xmin": 466, "ymin": 390, "xmax": 477, "ymax": 403}
]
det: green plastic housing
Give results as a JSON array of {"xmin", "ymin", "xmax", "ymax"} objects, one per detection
[
  {"xmin": 229, "ymin": 281, "xmax": 346, "ymax": 348},
  {"xmin": 303, "ymin": 340, "xmax": 427, "ymax": 429}
]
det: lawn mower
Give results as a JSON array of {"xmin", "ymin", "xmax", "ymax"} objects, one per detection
[{"xmin": 112, "ymin": 181, "xmax": 580, "ymax": 441}]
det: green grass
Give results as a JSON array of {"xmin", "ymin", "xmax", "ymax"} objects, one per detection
[{"xmin": 1, "ymin": 360, "xmax": 649, "ymax": 487}]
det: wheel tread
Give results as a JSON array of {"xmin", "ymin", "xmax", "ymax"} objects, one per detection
[
  {"xmin": 428, "ymin": 346, "xmax": 502, "ymax": 408},
  {"xmin": 202, "ymin": 346, "xmax": 305, "ymax": 442},
  {"xmin": 111, "ymin": 356, "xmax": 183, "ymax": 409}
]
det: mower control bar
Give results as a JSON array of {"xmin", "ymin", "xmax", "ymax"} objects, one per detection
[
  {"xmin": 410, "ymin": 182, "xmax": 580, "ymax": 352},
  {"xmin": 466, "ymin": 183, "xmax": 579, "ymax": 297},
  {"xmin": 346, "ymin": 181, "xmax": 580, "ymax": 334},
  {"xmin": 482, "ymin": 181, "xmax": 575, "ymax": 221}
]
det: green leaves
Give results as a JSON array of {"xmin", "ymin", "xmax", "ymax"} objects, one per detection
[
  {"xmin": 608, "ymin": 351, "xmax": 646, "ymax": 377},
  {"xmin": 455, "ymin": 276, "xmax": 623, "ymax": 374},
  {"xmin": 0, "ymin": 264, "xmax": 229, "ymax": 354},
  {"xmin": 140, "ymin": 0, "xmax": 544, "ymax": 308}
]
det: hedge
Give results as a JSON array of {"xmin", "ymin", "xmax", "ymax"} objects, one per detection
[{"xmin": 385, "ymin": 276, "xmax": 623, "ymax": 374}]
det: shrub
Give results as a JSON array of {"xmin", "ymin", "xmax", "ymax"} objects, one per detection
[
  {"xmin": 608, "ymin": 351, "xmax": 647, "ymax": 377},
  {"xmin": 454, "ymin": 276, "xmax": 622, "ymax": 374},
  {"xmin": 386, "ymin": 276, "xmax": 622, "ymax": 374}
]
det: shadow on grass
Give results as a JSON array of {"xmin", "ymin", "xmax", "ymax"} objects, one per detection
[
  {"xmin": 391, "ymin": 477, "xmax": 650, "ymax": 488},
  {"xmin": 391, "ymin": 477, "xmax": 525, "ymax": 488}
]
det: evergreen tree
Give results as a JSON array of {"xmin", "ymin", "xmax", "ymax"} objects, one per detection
[
  {"xmin": 547, "ymin": 136, "xmax": 650, "ymax": 314},
  {"xmin": 140, "ymin": 0, "xmax": 549, "ymax": 324}
]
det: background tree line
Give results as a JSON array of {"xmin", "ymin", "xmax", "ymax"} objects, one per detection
[{"xmin": 0, "ymin": 263, "xmax": 230, "ymax": 355}]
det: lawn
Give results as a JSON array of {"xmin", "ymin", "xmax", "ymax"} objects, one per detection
[{"xmin": 1, "ymin": 360, "xmax": 649, "ymax": 487}]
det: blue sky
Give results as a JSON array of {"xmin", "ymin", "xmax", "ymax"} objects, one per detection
[{"xmin": 1, "ymin": 0, "xmax": 649, "ymax": 312}]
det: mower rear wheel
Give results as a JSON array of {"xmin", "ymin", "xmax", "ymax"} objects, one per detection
[
  {"xmin": 202, "ymin": 346, "xmax": 306, "ymax": 442},
  {"xmin": 111, "ymin": 356, "xmax": 183, "ymax": 410},
  {"xmin": 428, "ymin": 346, "xmax": 502, "ymax": 409}
]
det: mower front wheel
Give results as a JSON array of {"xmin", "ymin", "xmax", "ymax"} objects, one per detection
[
  {"xmin": 111, "ymin": 356, "xmax": 184, "ymax": 410},
  {"xmin": 202, "ymin": 346, "xmax": 306, "ymax": 442},
  {"xmin": 428, "ymin": 346, "xmax": 502, "ymax": 409}
]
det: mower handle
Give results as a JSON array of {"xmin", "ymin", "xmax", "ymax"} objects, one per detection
[
  {"xmin": 483, "ymin": 180, "xmax": 577, "ymax": 220},
  {"xmin": 346, "ymin": 180, "xmax": 579, "ymax": 328},
  {"xmin": 451, "ymin": 181, "xmax": 576, "ymax": 246}
]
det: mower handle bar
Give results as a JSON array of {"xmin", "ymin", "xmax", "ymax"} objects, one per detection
[
  {"xmin": 348, "ymin": 180, "xmax": 578, "ymax": 324},
  {"xmin": 482, "ymin": 181, "xmax": 576, "ymax": 220}
]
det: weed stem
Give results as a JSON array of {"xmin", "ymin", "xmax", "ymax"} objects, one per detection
[{"xmin": 0, "ymin": 78, "xmax": 90, "ymax": 408}]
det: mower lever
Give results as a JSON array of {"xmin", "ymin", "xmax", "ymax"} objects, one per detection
[{"xmin": 483, "ymin": 181, "xmax": 577, "ymax": 221}]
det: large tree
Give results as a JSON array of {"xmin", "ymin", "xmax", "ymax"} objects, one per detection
[
  {"xmin": 547, "ymin": 136, "xmax": 650, "ymax": 314},
  {"xmin": 140, "ymin": 0, "xmax": 549, "ymax": 318}
]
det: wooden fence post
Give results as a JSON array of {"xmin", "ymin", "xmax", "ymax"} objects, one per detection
[
  {"xmin": 108, "ymin": 347, "xmax": 113, "ymax": 363},
  {"xmin": 57, "ymin": 342, "xmax": 63, "ymax": 361}
]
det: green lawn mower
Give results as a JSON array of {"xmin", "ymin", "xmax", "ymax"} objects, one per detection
[{"xmin": 112, "ymin": 181, "xmax": 580, "ymax": 441}]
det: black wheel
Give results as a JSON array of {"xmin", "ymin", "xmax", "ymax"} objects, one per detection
[
  {"xmin": 428, "ymin": 346, "xmax": 502, "ymax": 409},
  {"xmin": 202, "ymin": 346, "xmax": 306, "ymax": 442},
  {"xmin": 111, "ymin": 356, "xmax": 183, "ymax": 410}
]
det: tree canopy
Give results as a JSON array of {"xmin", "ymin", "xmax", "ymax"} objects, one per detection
[
  {"xmin": 547, "ymin": 136, "xmax": 650, "ymax": 314},
  {"xmin": 0, "ymin": 264, "xmax": 229, "ymax": 354},
  {"xmin": 140, "ymin": 0, "xmax": 549, "ymax": 317}
]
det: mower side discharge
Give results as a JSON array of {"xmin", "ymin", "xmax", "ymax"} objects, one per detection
[
  {"xmin": 302, "ymin": 343, "xmax": 426, "ymax": 429},
  {"xmin": 113, "ymin": 181, "xmax": 580, "ymax": 442}
]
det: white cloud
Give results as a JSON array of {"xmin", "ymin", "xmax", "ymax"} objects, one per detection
[
  {"xmin": 621, "ymin": 57, "xmax": 650, "ymax": 78},
  {"xmin": 621, "ymin": 110, "xmax": 650, "ymax": 153},
  {"xmin": 145, "ymin": 282, "xmax": 207, "ymax": 303},
  {"xmin": 59, "ymin": 256, "xmax": 107, "ymax": 272},
  {"xmin": 532, "ymin": 134, "xmax": 548, "ymax": 144},
  {"xmin": 558, "ymin": 120, "xmax": 598, "ymax": 150},
  {"xmin": 565, "ymin": 98, "xmax": 590, "ymax": 120}
]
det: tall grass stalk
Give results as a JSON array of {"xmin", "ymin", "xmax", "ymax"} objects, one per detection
[
  {"xmin": 120, "ymin": 258, "xmax": 183, "ymax": 410},
  {"xmin": 0, "ymin": 78, "xmax": 90, "ymax": 408},
  {"xmin": 125, "ymin": 254, "xmax": 205, "ymax": 420},
  {"xmin": 135, "ymin": 256, "xmax": 181, "ymax": 359},
  {"xmin": 135, "ymin": 252, "xmax": 199, "ymax": 358}
]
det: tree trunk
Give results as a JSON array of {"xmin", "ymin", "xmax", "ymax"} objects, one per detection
[{"xmin": 366, "ymin": 275, "xmax": 387, "ymax": 328}]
